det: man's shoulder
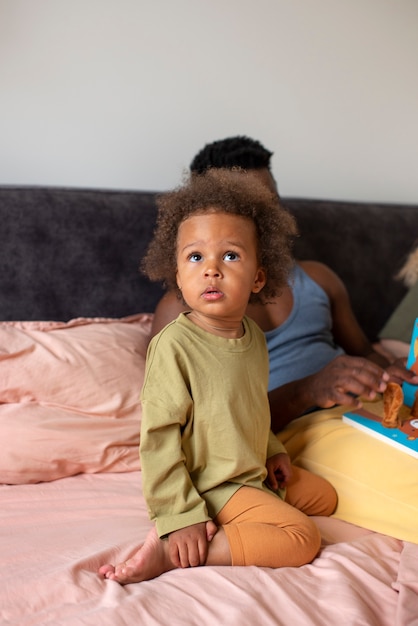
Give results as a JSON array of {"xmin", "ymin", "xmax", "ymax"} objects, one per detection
[{"xmin": 298, "ymin": 259, "xmax": 342, "ymax": 279}]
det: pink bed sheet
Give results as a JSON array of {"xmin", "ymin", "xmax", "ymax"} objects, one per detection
[{"xmin": 1, "ymin": 471, "xmax": 416, "ymax": 626}]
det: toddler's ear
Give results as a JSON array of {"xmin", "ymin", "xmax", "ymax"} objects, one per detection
[
  {"xmin": 176, "ymin": 270, "xmax": 182, "ymax": 291},
  {"xmin": 252, "ymin": 268, "xmax": 266, "ymax": 293}
]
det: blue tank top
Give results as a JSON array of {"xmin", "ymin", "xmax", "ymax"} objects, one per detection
[{"xmin": 265, "ymin": 264, "xmax": 344, "ymax": 391}]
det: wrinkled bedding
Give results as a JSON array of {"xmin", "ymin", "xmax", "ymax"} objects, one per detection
[
  {"xmin": 1, "ymin": 471, "xmax": 416, "ymax": 626},
  {"xmin": 1, "ymin": 315, "xmax": 418, "ymax": 625}
]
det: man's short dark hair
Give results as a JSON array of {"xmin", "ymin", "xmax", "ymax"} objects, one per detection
[{"xmin": 190, "ymin": 136, "xmax": 273, "ymax": 174}]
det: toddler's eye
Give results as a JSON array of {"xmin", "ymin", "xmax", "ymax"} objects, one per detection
[
  {"xmin": 224, "ymin": 251, "xmax": 239, "ymax": 262},
  {"xmin": 189, "ymin": 253, "xmax": 202, "ymax": 263}
]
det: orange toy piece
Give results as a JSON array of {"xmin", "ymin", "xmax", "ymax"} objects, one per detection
[
  {"xmin": 410, "ymin": 392, "xmax": 418, "ymax": 419},
  {"xmin": 382, "ymin": 382, "xmax": 404, "ymax": 428}
]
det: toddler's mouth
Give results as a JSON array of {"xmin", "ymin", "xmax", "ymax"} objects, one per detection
[{"xmin": 202, "ymin": 286, "xmax": 223, "ymax": 300}]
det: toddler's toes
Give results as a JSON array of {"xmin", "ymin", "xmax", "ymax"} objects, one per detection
[{"xmin": 98, "ymin": 563, "xmax": 115, "ymax": 578}]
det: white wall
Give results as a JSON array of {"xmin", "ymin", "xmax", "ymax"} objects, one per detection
[{"xmin": 0, "ymin": 0, "xmax": 417, "ymax": 203}]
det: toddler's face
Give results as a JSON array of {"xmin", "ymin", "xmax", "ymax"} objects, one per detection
[{"xmin": 175, "ymin": 211, "xmax": 265, "ymax": 331}]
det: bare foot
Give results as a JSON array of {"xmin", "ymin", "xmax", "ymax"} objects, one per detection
[{"xmin": 98, "ymin": 526, "xmax": 174, "ymax": 584}]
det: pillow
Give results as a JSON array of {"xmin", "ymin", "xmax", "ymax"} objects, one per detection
[
  {"xmin": 278, "ymin": 399, "xmax": 418, "ymax": 544},
  {"xmin": 0, "ymin": 314, "xmax": 152, "ymax": 484}
]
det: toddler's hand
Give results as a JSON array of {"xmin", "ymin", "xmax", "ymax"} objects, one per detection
[
  {"xmin": 266, "ymin": 452, "xmax": 292, "ymax": 491},
  {"xmin": 168, "ymin": 521, "xmax": 212, "ymax": 569}
]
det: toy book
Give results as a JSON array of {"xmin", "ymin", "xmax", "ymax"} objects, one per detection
[
  {"xmin": 402, "ymin": 316, "xmax": 418, "ymax": 407},
  {"xmin": 342, "ymin": 317, "xmax": 418, "ymax": 459},
  {"xmin": 342, "ymin": 408, "xmax": 418, "ymax": 459}
]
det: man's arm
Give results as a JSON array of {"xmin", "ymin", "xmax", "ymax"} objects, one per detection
[
  {"xmin": 300, "ymin": 260, "xmax": 376, "ymax": 355},
  {"xmin": 301, "ymin": 260, "xmax": 418, "ymax": 384},
  {"xmin": 268, "ymin": 355, "xmax": 390, "ymax": 433}
]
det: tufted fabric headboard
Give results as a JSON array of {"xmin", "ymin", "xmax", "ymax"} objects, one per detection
[
  {"xmin": 0, "ymin": 186, "xmax": 164, "ymax": 321},
  {"xmin": 1, "ymin": 185, "xmax": 416, "ymax": 340}
]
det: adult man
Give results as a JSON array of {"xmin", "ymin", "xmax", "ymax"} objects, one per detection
[{"xmin": 150, "ymin": 136, "xmax": 416, "ymax": 432}]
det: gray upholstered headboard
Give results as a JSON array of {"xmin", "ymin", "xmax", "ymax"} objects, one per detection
[
  {"xmin": 1, "ymin": 185, "xmax": 417, "ymax": 341},
  {"xmin": 287, "ymin": 197, "xmax": 417, "ymax": 342},
  {"xmin": 1, "ymin": 186, "xmax": 165, "ymax": 321}
]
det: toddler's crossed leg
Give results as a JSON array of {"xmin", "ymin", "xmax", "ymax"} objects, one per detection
[
  {"xmin": 99, "ymin": 485, "xmax": 321, "ymax": 584},
  {"xmin": 285, "ymin": 465, "xmax": 338, "ymax": 517},
  {"xmin": 216, "ymin": 485, "xmax": 321, "ymax": 568}
]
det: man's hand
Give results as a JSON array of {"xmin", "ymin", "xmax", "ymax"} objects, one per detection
[
  {"xmin": 385, "ymin": 357, "xmax": 418, "ymax": 387},
  {"xmin": 307, "ymin": 355, "xmax": 390, "ymax": 409}
]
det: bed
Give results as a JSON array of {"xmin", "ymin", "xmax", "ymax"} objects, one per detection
[{"xmin": 1, "ymin": 185, "xmax": 417, "ymax": 625}]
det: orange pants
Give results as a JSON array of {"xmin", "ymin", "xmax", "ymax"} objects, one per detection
[
  {"xmin": 285, "ymin": 465, "xmax": 337, "ymax": 516},
  {"xmin": 215, "ymin": 466, "xmax": 337, "ymax": 568}
]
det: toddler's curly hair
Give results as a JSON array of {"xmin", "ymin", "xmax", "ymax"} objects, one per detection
[{"xmin": 141, "ymin": 169, "xmax": 298, "ymax": 304}]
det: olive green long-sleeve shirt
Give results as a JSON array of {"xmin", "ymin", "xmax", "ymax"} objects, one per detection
[{"xmin": 140, "ymin": 313, "xmax": 286, "ymax": 538}]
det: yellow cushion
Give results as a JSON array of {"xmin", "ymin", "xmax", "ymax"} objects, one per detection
[{"xmin": 277, "ymin": 399, "xmax": 418, "ymax": 543}]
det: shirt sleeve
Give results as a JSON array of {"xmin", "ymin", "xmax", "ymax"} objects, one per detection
[
  {"xmin": 267, "ymin": 429, "xmax": 288, "ymax": 458},
  {"xmin": 140, "ymin": 333, "xmax": 211, "ymax": 538}
]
